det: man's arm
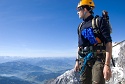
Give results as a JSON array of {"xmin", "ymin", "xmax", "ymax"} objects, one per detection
[
  {"xmin": 105, "ymin": 42, "xmax": 112, "ymax": 66},
  {"xmin": 74, "ymin": 47, "xmax": 80, "ymax": 72},
  {"xmin": 103, "ymin": 42, "xmax": 112, "ymax": 80},
  {"xmin": 99, "ymin": 18, "xmax": 112, "ymax": 80}
]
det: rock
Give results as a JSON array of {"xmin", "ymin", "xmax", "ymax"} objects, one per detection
[{"xmin": 45, "ymin": 69, "xmax": 80, "ymax": 84}]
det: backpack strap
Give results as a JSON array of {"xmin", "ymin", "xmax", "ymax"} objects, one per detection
[
  {"xmin": 92, "ymin": 15, "xmax": 101, "ymax": 29},
  {"xmin": 77, "ymin": 22, "xmax": 84, "ymax": 35},
  {"xmin": 92, "ymin": 15, "xmax": 102, "ymax": 34},
  {"xmin": 92, "ymin": 17, "xmax": 96, "ymax": 28}
]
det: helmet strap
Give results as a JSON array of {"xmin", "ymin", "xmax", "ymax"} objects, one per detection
[
  {"xmin": 83, "ymin": 7, "xmax": 93, "ymax": 20},
  {"xmin": 83, "ymin": 11, "xmax": 87, "ymax": 20},
  {"xmin": 83, "ymin": 11, "xmax": 90, "ymax": 20}
]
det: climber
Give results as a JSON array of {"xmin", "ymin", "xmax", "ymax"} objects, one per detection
[{"xmin": 74, "ymin": 0, "xmax": 112, "ymax": 84}]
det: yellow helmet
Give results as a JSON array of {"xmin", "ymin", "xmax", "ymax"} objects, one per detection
[{"xmin": 77, "ymin": 0, "xmax": 95, "ymax": 8}]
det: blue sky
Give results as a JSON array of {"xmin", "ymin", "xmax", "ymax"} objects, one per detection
[{"xmin": 0, "ymin": 0, "xmax": 125, "ymax": 57}]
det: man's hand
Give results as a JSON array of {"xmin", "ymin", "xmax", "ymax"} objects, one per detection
[
  {"xmin": 103, "ymin": 64, "xmax": 112, "ymax": 81},
  {"xmin": 74, "ymin": 61, "xmax": 79, "ymax": 72}
]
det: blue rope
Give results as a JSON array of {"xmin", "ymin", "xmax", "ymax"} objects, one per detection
[{"xmin": 80, "ymin": 52, "xmax": 93, "ymax": 74}]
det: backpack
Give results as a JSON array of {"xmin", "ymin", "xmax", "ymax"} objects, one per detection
[
  {"xmin": 92, "ymin": 11, "xmax": 115, "ymax": 67},
  {"xmin": 92, "ymin": 10, "xmax": 112, "ymax": 34}
]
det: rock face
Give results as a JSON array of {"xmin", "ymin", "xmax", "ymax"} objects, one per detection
[
  {"xmin": 107, "ymin": 41, "xmax": 125, "ymax": 84},
  {"xmin": 45, "ymin": 40, "xmax": 125, "ymax": 84},
  {"xmin": 45, "ymin": 69, "xmax": 80, "ymax": 84}
]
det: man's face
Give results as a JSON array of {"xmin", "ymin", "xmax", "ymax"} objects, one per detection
[
  {"xmin": 77, "ymin": 7, "xmax": 87, "ymax": 19},
  {"xmin": 77, "ymin": 8, "xmax": 84, "ymax": 19}
]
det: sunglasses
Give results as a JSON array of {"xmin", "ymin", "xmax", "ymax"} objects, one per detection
[{"xmin": 77, "ymin": 7, "xmax": 84, "ymax": 11}]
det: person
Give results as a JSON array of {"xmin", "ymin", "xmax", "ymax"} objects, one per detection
[{"xmin": 74, "ymin": 0, "xmax": 112, "ymax": 84}]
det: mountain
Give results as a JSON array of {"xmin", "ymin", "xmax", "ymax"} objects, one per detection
[
  {"xmin": 0, "ymin": 56, "xmax": 25, "ymax": 63},
  {"xmin": 0, "ymin": 61, "xmax": 51, "ymax": 84},
  {"xmin": 44, "ymin": 69, "xmax": 80, "ymax": 84},
  {"xmin": 0, "ymin": 57, "xmax": 75, "ymax": 84},
  {"xmin": 45, "ymin": 40, "xmax": 125, "ymax": 84},
  {"xmin": 19, "ymin": 57, "xmax": 75, "ymax": 72},
  {"xmin": 0, "ymin": 76, "xmax": 37, "ymax": 84},
  {"xmin": 110, "ymin": 40, "xmax": 125, "ymax": 84},
  {"xmin": 0, "ymin": 61, "xmax": 47, "ymax": 74}
]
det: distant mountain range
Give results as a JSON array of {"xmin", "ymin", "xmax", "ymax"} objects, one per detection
[
  {"xmin": 0, "ymin": 76, "xmax": 37, "ymax": 84},
  {"xmin": 0, "ymin": 56, "xmax": 75, "ymax": 84}
]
